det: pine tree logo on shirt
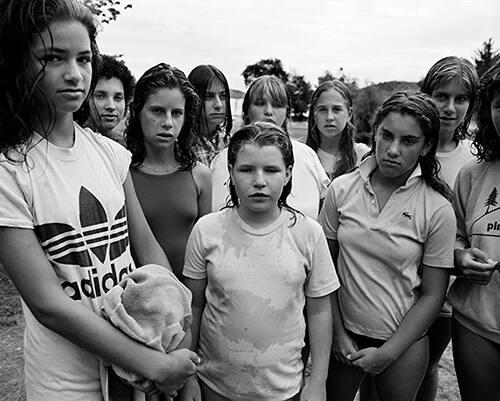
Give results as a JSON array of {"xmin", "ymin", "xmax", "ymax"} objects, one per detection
[
  {"xmin": 471, "ymin": 186, "xmax": 500, "ymax": 237},
  {"xmin": 34, "ymin": 187, "xmax": 129, "ymax": 266}
]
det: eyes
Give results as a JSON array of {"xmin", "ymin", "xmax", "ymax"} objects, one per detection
[
  {"xmin": 252, "ymin": 98, "xmax": 285, "ymax": 108},
  {"xmin": 380, "ymin": 130, "xmax": 419, "ymax": 146},
  {"xmin": 93, "ymin": 92, "xmax": 124, "ymax": 102},
  {"xmin": 237, "ymin": 166, "xmax": 283, "ymax": 174},
  {"xmin": 432, "ymin": 93, "xmax": 469, "ymax": 105},
  {"xmin": 315, "ymin": 105, "xmax": 346, "ymax": 114},
  {"xmin": 150, "ymin": 107, "xmax": 184, "ymax": 117},
  {"xmin": 41, "ymin": 53, "xmax": 92, "ymax": 65},
  {"xmin": 205, "ymin": 92, "xmax": 227, "ymax": 100}
]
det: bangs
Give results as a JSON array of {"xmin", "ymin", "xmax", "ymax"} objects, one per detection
[{"xmin": 250, "ymin": 78, "xmax": 288, "ymax": 107}]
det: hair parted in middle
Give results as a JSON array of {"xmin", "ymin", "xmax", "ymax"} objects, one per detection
[
  {"xmin": 371, "ymin": 90, "xmax": 453, "ymax": 201},
  {"xmin": 420, "ymin": 56, "xmax": 479, "ymax": 142},
  {"xmin": 306, "ymin": 80, "xmax": 356, "ymax": 178},
  {"xmin": 188, "ymin": 64, "xmax": 233, "ymax": 139},
  {"xmin": 242, "ymin": 75, "xmax": 292, "ymax": 132},
  {"xmin": 125, "ymin": 63, "xmax": 200, "ymax": 170},
  {"xmin": 226, "ymin": 121, "xmax": 300, "ymax": 221}
]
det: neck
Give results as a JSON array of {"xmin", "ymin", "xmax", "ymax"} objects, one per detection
[
  {"xmin": 141, "ymin": 145, "xmax": 178, "ymax": 171},
  {"xmin": 237, "ymin": 205, "xmax": 280, "ymax": 229},
  {"xmin": 371, "ymin": 166, "xmax": 411, "ymax": 191},
  {"xmin": 319, "ymin": 133, "xmax": 341, "ymax": 154},
  {"xmin": 437, "ymin": 130, "xmax": 457, "ymax": 152},
  {"xmin": 36, "ymin": 113, "xmax": 75, "ymax": 148}
]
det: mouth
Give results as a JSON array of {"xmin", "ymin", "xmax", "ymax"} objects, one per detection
[
  {"xmin": 324, "ymin": 124, "xmax": 336, "ymax": 129},
  {"xmin": 58, "ymin": 88, "xmax": 84, "ymax": 94},
  {"xmin": 157, "ymin": 132, "xmax": 174, "ymax": 139},
  {"xmin": 209, "ymin": 113, "xmax": 225, "ymax": 117},
  {"xmin": 249, "ymin": 193, "xmax": 269, "ymax": 198},
  {"xmin": 382, "ymin": 159, "xmax": 400, "ymax": 167},
  {"xmin": 101, "ymin": 114, "xmax": 118, "ymax": 119},
  {"xmin": 262, "ymin": 118, "xmax": 276, "ymax": 124}
]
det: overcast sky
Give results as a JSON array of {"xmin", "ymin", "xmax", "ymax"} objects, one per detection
[{"xmin": 97, "ymin": 0, "xmax": 500, "ymax": 90}]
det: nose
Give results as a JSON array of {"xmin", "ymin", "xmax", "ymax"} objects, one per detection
[
  {"xmin": 444, "ymin": 98, "xmax": 456, "ymax": 114},
  {"xmin": 161, "ymin": 113, "xmax": 173, "ymax": 129},
  {"xmin": 388, "ymin": 139, "xmax": 400, "ymax": 157},
  {"xmin": 264, "ymin": 102, "xmax": 273, "ymax": 116},
  {"xmin": 214, "ymin": 95, "xmax": 223, "ymax": 109},
  {"xmin": 104, "ymin": 97, "xmax": 116, "ymax": 110},
  {"xmin": 253, "ymin": 170, "xmax": 266, "ymax": 187},
  {"xmin": 326, "ymin": 109, "xmax": 334, "ymax": 121},
  {"xmin": 63, "ymin": 59, "xmax": 83, "ymax": 83}
]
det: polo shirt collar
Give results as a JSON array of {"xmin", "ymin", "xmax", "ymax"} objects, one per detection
[{"xmin": 359, "ymin": 155, "xmax": 423, "ymax": 186}]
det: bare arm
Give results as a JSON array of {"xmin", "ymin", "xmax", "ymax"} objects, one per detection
[
  {"xmin": 349, "ymin": 265, "xmax": 449, "ymax": 374},
  {"xmin": 300, "ymin": 295, "xmax": 332, "ymax": 401},
  {"xmin": 192, "ymin": 162, "xmax": 213, "ymax": 219},
  {"xmin": 181, "ymin": 277, "xmax": 207, "ymax": 401},
  {"xmin": 0, "ymin": 227, "xmax": 198, "ymax": 394},
  {"xmin": 124, "ymin": 173, "xmax": 171, "ymax": 269}
]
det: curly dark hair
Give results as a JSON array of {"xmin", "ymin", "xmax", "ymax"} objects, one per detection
[
  {"xmin": 0, "ymin": 0, "xmax": 100, "ymax": 160},
  {"xmin": 306, "ymin": 80, "xmax": 356, "ymax": 178},
  {"xmin": 242, "ymin": 75, "xmax": 292, "ymax": 133},
  {"xmin": 75, "ymin": 54, "xmax": 135, "ymax": 125},
  {"xmin": 472, "ymin": 61, "xmax": 500, "ymax": 161},
  {"xmin": 370, "ymin": 91, "xmax": 453, "ymax": 202},
  {"xmin": 188, "ymin": 64, "xmax": 232, "ymax": 139},
  {"xmin": 226, "ymin": 121, "xmax": 301, "ymax": 223},
  {"xmin": 125, "ymin": 63, "xmax": 200, "ymax": 170},
  {"xmin": 420, "ymin": 56, "xmax": 479, "ymax": 142}
]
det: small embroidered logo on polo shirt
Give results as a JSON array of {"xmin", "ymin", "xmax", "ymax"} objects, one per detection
[{"xmin": 402, "ymin": 211, "xmax": 412, "ymax": 220}]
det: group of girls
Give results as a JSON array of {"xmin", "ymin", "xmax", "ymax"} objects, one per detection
[{"xmin": 0, "ymin": 1, "xmax": 499, "ymax": 401}]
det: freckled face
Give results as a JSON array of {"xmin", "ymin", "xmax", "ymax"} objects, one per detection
[
  {"xmin": 89, "ymin": 77, "xmax": 126, "ymax": 133},
  {"xmin": 139, "ymin": 87, "xmax": 185, "ymax": 153}
]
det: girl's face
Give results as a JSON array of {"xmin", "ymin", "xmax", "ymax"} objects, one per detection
[
  {"xmin": 375, "ymin": 112, "xmax": 431, "ymax": 182},
  {"xmin": 491, "ymin": 89, "xmax": 500, "ymax": 139},
  {"xmin": 247, "ymin": 92, "xmax": 287, "ymax": 127},
  {"xmin": 139, "ymin": 87, "xmax": 185, "ymax": 154},
  {"xmin": 430, "ymin": 77, "xmax": 470, "ymax": 137},
  {"xmin": 204, "ymin": 79, "xmax": 227, "ymax": 134},
  {"xmin": 89, "ymin": 77, "xmax": 126, "ymax": 133},
  {"xmin": 30, "ymin": 20, "xmax": 92, "ymax": 116},
  {"xmin": 230, "ymin": 143, "xmax": 292, "ymax": 222},
  {"xmin": 314, "ymin": 89, "xmax": 352, "ymax": 140}
]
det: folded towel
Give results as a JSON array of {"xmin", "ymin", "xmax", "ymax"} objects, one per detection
[{"xmin": 102, "ymin": 264, "xmax": 192, "ymax": 384}]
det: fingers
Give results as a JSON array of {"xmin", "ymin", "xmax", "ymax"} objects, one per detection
[{"xmin": 469, "ymin": 247, "xmax": 490, "ymax": 262}]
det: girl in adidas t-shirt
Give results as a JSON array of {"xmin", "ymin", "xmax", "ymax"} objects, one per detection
[{"xmin": 0, "ymin": 1, "xmax": 199, "ymax": 400}]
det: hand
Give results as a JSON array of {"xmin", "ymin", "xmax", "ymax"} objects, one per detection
[
  {"xmin": 332, "ymin": 330, "xmax": 358, "ymax": 366},
  {"xmin": 180, "ymin": 375, "xmax": 202, "ymax": 401},
  {"xmin": 152, "ymin": 348, "xmax": 200, "ymax": 396},
  {"xmin": 347, "ymin": 347, "xmax": 395, "ymax": 375},
  {"xmin": 300, "ymin": 379, "xmax": 326, "ymax": 401},
  {"xmin": 455, "ymin": 248, "xmax": 498, "ymax": 285}
]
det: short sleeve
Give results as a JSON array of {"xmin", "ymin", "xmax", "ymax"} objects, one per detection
[
  {"xmin": 305, "ymin": 226, "xmax": 340, "ymax": 298},
  {"xmin": 310, "ymin": 149, "xmax": 330, "ymax": 198},
  {"xmin": 318, "ymin": 184, "xmax": 339, "ymax": 240},
  {"xmin": 422, "ymin": 202, "xmax": 456, "ymax": 268},
  {"xmin": 83, "ymin": 127, "xmax": 131, "ymax": 183},
  {"xmin": 452, "ymin": 165, "xmax": 471, "ymax": 250},
  {"xmin": 210, "ymin": 149, "xmax": 230, "ymax": 212},
  {"xmin": 182, "ymin": 221, "xmax": 208, "ymax": 280},
  {"xmin": 0, "ymin": 161, "xmax": 33, "ymax": 229}
]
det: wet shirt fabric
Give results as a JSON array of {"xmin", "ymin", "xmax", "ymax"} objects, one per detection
[
  {"xmin": 448, "ymin": 159, "xmax": 500, "ymax": 343},
  {"xmin": 183, "ymin": 208, "xmax": 339, "ymax": 400},
  {"xmin": 0, "ymin": 125, "xmax": 134, "ymax": 401},
  {"xmin": 319, "ymin": 156, "xmax": 455, "ymax": 340}
]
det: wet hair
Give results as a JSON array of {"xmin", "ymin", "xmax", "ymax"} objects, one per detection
[
  {"xmin": 0, "ymin": 0, "xmax": 100, "ymax": 159},
  {"xmin": 473, "ymin": 60, "xmax": 500, "ymax": 161},
  {"xmin": 420, "ymin": 56, "xmax": 479, "ymax": 142},
  {"xmin": 226, "ymin": 121, "xmax": 299, "ymax": 222},
  {"xmin": 125, "ymin": 63, "xmax": 200, "ymax": 170},
  {"xmin": 306, "ymin": 80, "xmax": 356, "ymax": 178},
  {"xmin": 370, "ymin": 91, "xmax": 453, "ymax": 201},
  {"xmin": 242, "ymin": 75, "xmax": 291, "ymax": 132},
  {"xmin": 75, "ymin": 54, "xmax": 136, "ymax": 125},
  {"xmin": 188, "ymin": 64, "xmax": 232, "ymax": 139}
]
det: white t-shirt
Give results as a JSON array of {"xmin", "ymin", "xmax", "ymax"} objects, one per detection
[
  {"xmin": 436, "ymin": 139, "xmax": 474, "ymax": 188},
  {"xmin": 316, "ymin": 142, "xmax": 370, "ymax": 179},
  {"xmin": 0, "ymin": 125, "xmax": 135, "ymax": 401},
  {"xmin": 210, "ymin": 139, "xmax": 330, "ymax": 219},
  {"xmin": 184, "ymin": 208, "xmax": 339, "ymax": 400}
]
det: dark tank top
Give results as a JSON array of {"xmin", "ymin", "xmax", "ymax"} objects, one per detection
[{"xmin": 131, "ymin": 167, "xmax": 198, "ymax": 278}]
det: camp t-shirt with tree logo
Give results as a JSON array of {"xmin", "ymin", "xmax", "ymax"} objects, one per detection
[{"xmin": 0, "ymin": 125, "xmax": 135, "ymax": 401}]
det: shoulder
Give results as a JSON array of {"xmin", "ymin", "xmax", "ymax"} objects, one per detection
[
  {"xmin": 354, "ymin": 142, "xmax": 371, "ymax": 159},
  {"xmin": 191, "ymin": 162, "xmax": 212, "ymax": 192},
  {"xmin": 286, "ymin": 210, "xmax": 324, "ymax": 236},
  {"xmin": 210, "ymin": 148, "xmax": 228, "ymax": 170},
  {"xmin": 291, "ymin": 139, "xmax": 317, "ymax": 158}
]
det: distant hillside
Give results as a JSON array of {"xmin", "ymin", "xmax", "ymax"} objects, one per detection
[{"xmin": 353, "ymin": 81, "xmax": 420, "ymax": 136}]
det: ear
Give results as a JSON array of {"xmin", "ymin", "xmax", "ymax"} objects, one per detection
[
  {"xmin": 347, "ymin": 106, "xmax": 354, "ymax": 123},
  {"xmin": 420, "ymin": 140, "xmax": 432, "ymax": 157},
  {"xmin": 284, "ymin": 165, "xmax": 292, "ymax": 185}
]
